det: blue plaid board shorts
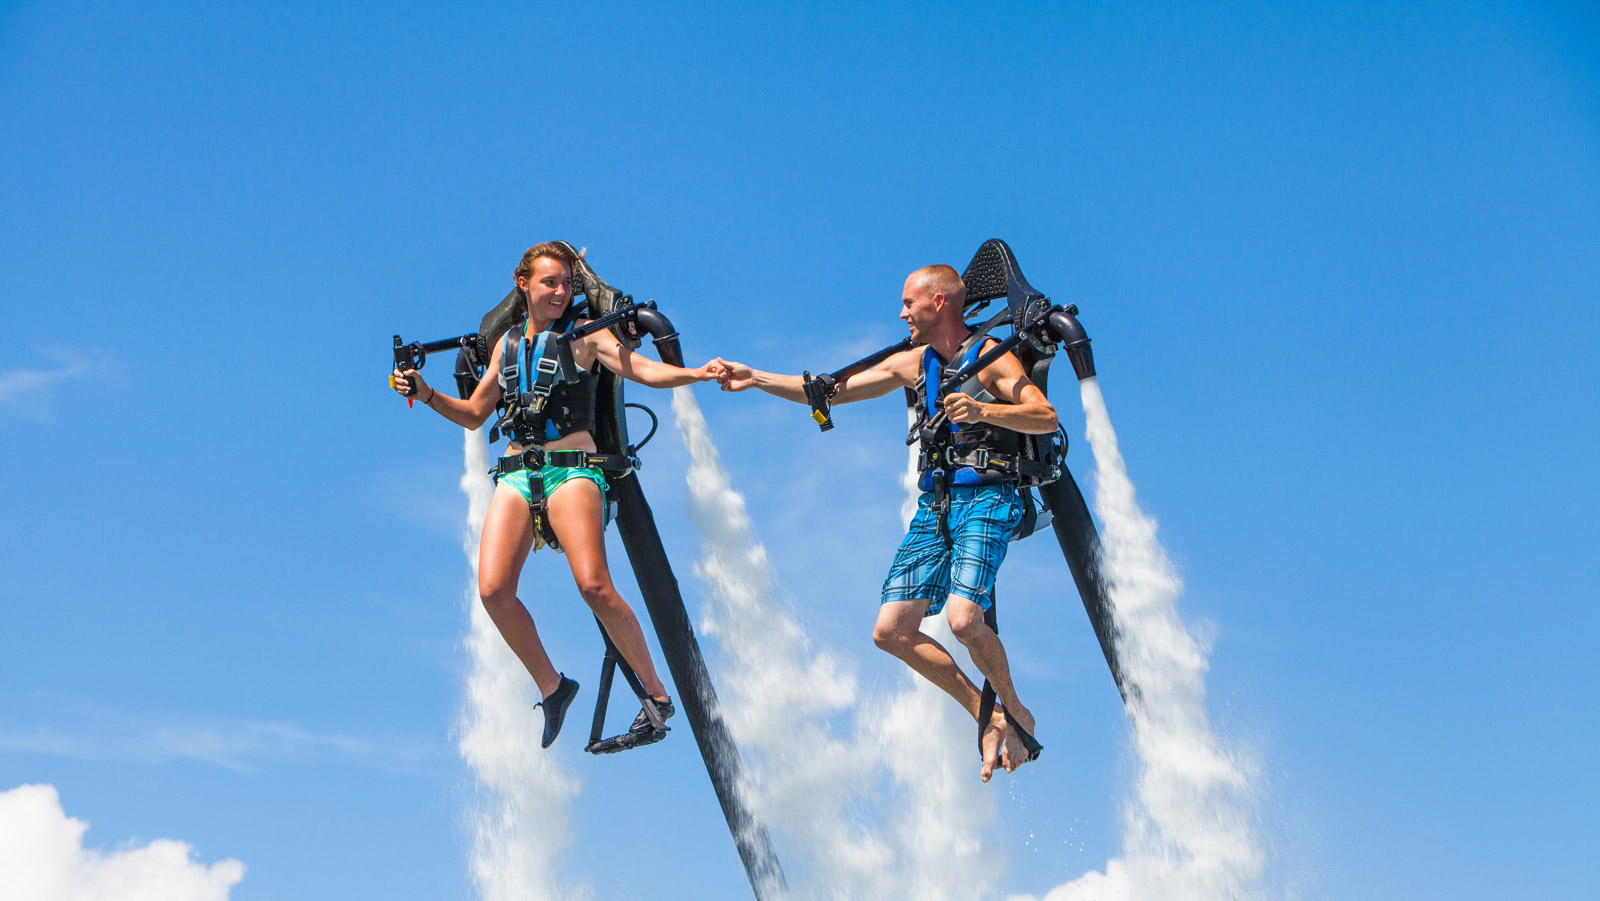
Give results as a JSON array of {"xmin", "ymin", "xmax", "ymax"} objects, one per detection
[{"xmin": 881, "ymin": 482, "xmax": 1024, "ymax": 615}]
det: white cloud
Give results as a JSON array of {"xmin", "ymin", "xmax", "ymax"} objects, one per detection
[
  {"xmin": 0, "ymin": 784, "xmax": 244, "ymax": 901},
  {"xmin": 0, "ymin": 347, "xmax": 118, "ymax": 423}
]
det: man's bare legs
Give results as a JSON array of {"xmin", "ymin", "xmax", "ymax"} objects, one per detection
[
  {"xmin": 478, "ymin": 485, "xmax": 563, "ymax": 698},
  {"xmin": 874, "ymin": 599, "xmax": 1015, "ymax": 782},
  {"xmin": 545, "ymin": 479, "xmax": 669, "ymax": 702}
]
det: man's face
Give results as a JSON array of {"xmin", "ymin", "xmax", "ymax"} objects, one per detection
[
  {"xmin": 899, "ymin": 274, "xmax": 942, "ymax": 342},
  {"xmin": 518, "ymin": 256, "xmax": 574, "ymax": 319}
]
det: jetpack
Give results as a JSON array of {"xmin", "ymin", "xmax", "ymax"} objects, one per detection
[
  {"xmin": 802, "ymin": 239, "xmax": 1133, "ymax": 714},
  {"xmin": 393, "ymin": 244, "xmax": 786, "ymax": 899}
]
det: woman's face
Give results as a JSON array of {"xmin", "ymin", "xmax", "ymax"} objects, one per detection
[{"xmin": 518, "ymin": 256, "xmax": 574, "ymax": 321}]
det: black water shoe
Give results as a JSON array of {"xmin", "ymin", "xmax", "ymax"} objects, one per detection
[
  {"xmin": 629, "ymin": 695, "xmax": 675, "ymax": 734},
  {"xmin": 536, "ymin": 675, "xmax": 580, "ymax": 749}
]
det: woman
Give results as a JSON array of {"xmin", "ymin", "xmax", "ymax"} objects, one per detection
[{"xmin": 393, "ymin": 242, "xmax": 718, "ymax": 749}]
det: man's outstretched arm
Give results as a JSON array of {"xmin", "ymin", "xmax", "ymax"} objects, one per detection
[{"xmin": 716, "ymin": 354, "xmax": 910, "ymax": 404}]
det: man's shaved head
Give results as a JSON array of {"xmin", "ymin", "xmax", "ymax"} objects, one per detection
[{"xmin": 910, "ymin": 264, "xmax": 968, "ymax": 309}]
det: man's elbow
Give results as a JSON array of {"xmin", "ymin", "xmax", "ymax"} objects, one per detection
[{"xmin": 1034, "ymin": 405, "xmax": 1059, "ymax": 434}]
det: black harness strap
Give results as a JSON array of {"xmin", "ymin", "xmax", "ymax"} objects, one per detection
[
  {"xmin": 976, "ymin": 596, "xmax": 1000, "ymax": 756},
  {"xmin": 912, "ymin": 310, "xmax": 1023, "ymax": 548}
]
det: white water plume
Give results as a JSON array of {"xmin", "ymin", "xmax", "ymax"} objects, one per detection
[
  {"xmin": 453, "ymin": 427, "xmax": 586, "ymax": 901},
  {"xmin": 1026, "ymin": 378, "xmax": 1262, "ymax": 901},
  {"xmin": 672, "ymin": 388, "xmax": 997, "ymax": 900}
]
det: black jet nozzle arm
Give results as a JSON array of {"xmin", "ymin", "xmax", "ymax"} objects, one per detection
[
  {"xmin": 552, "ymin": 300, "xmax": 686, "ymax": 375},
  {"xmin": 392, "ymin": 333, "xmax": 489, "ymax": 401},
  {"xmin": 801, "ymin": 337, "xmax": 915, "ymax": 432},
  {"xmin": 924, "ymin": 305, "xmax": 1094, "ymax": 430},
  {"xmin": 392, "ymin": 333, "xmax": 489, "ymax": 373},
  {"xmin": 562, "ymin": 298, "xmax": 655, "ymax": 343}
]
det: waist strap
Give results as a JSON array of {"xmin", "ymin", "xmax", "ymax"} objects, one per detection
[
  {"xmin": 494, "ymin": 447, "xmax": 637, "ymax": 476},
  {"xmin": 922, "ymin": 445, "xmax": 1054, "ymax": 481}
]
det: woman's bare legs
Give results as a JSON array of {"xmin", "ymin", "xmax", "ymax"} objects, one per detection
[
  {"xmin": 545, "ymin": 478, "xmax": 669, "ymax": 701},
  {"xmin": 478, "ymin": 483, "xmax": 563, "ymax": 698}
]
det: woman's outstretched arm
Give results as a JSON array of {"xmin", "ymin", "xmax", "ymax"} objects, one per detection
[{"xmin": 585, "ymin": 331, "xmax": 720, "ymax": 388}]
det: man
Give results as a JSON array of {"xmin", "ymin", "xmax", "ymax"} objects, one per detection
[{"xmin": 716, "ymin": 264, "xmax": 1056, "ymax": 782}]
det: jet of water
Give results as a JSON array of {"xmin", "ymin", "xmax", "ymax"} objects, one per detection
[
  {"xmin": 671, "ymin": 388, "xmax": 998, "ymax": 900},
  {"xmin": 453, "ymin": 427, "xmax": 587, "ymax": 901},
  {"xmin": 1026, "ymin": 378, "xmax": 1262, "ymax": 901}
]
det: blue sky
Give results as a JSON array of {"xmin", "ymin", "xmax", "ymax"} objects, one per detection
[{"xmin": 2, "ymin": 2, "xmax": 1597, "ymax": 899}]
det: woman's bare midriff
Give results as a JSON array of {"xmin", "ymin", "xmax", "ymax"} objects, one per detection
[{"xmin": 506, "ymin": 429, "xmax": 598, "ymax": 456}]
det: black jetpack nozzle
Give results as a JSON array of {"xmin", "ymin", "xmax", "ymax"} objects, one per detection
[
  {"xmin": 632, "ymin": 305, "xmax": 683, "ymax": 368},
  {"xmin": 1046, "ymin": 305, "xmax": 1096, "ymax": 381}
]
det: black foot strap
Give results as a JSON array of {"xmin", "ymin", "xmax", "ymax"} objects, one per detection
[
  {"xmin": 584, "ymin": 616, "xmax": 668, "ymax": 755},
  {"xmin": 973, "ymin": 596, "xmax": 1044, "ymax": 764},
  {"xmin": 1001, "ymin": 706, "xmax": 1044, "ymax": 763},
  {"xmin": 976, "ymin": 598, "xmax": 1000, "ymax": 756},
  {"xmin": 586, "ymin": 725, "xmax": 670, "ymax": 755}
]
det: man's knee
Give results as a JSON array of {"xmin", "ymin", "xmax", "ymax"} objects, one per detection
[
  {"xmin": 873, "ymin": 621, "xmax": 912, "ymax": 656},
  {"xmin": 947, "ymin": 599, "xmax": 990, "ymax": 643}
]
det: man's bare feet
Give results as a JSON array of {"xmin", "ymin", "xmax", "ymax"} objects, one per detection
[
  {"xmin": 999, "ymin": 702, "xmax": 1042, "ymax": 772},
  {"xmin": 980, "ymin": 709, "xmax": 1012, "ymax": 783}
]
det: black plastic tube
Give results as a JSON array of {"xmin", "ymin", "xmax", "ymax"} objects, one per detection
[
  {"xmin": 612, "ymin": 477, "xmax": 787, "ymax": 898},
  {"xmin": 1037, "ymin": 467, "xmax": 1133, "ymax": 705}
]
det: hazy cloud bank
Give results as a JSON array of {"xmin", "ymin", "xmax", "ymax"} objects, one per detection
[{"xmin": 0, "ymin": 347, "xmax": 117, "ymax": 423}]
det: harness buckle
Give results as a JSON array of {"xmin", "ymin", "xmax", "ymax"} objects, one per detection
[
  {"xmin": 531, "ymin": 357, "xmax": 559, "ymax": 397},
  {"xmin": 546, "ymin": 449, "xmax": 585, "ymax": 469}
]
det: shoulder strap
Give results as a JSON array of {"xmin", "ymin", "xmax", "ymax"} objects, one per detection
[
  {"xmin": 500, "ymin": 328, "xmax": 522, "ymax": 393},
  {"xmin": 555, "ymin": 317, "xmax": 582, "ymax": 382},
  {"xmin": 921, "ymin": 346, "xmax": 942, "ymax": 416},
  {"xmin": 528, "ymin": 329, "xmax": 561, "ymax": 396}
]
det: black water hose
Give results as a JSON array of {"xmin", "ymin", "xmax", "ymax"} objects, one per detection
[{"xmin": 624, "ymin": 402, "xmax": 659, "ymax": 452}]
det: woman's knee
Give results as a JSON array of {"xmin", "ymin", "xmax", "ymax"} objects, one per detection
[
  {"xmin": 575, "ymin": 575, "xmax": 620, "ymax": 611},
  {"xmin": 479, "ymin": 583, "xmax": 520, "ymax": 617}
]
